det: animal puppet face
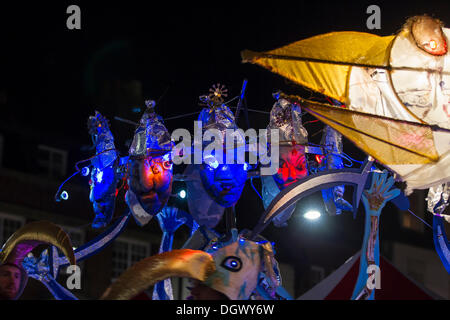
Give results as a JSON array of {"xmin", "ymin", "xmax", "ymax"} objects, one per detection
[
  {"xmin": 201, "ymin": 237, "xmax": 262, "ymax": 300},
  {"xmin": 127, "ymin": 155, "xmax": 173, "ymax": 215},
  {"xmin": 411, "ymin": 16, "xmax": 447, "ymax": 56}
]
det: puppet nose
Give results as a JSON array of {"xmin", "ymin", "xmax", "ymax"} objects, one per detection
[
  {"xmin": 215, "ymin": 165, "xmax": 234, "ymax": 180},
  {"xmin": 151, "ymin": 163, "xmax": 161, "ymax": 174}
]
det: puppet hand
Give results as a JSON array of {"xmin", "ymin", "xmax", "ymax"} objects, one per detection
[
  {"xmin": 333, "ymin": 185, "xmax": 353, "ymax": 213},
  {"xmin": 362, "ymin": 170, "xmax": 400, "ymax": 216},
  {"xmin": 426, "ymin": 184, "xmax": 449, "ymax": 216},
  {"xmin": 157, "ymin": 207, "xmax": 187, "ymax": 234},
  {"xmin": 22, "ymin": 250, "xmax": 51, "ymax": 282}
]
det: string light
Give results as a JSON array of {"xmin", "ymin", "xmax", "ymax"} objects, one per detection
[
  {"xmin": 60, "ymin": 191, "xmax": 69, "ymax": 201},
  {"xmin": 81, "ymin": 167, "xmax": 90, "ymax": 177}
]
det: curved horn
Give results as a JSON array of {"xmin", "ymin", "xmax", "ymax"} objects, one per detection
[
  {"xmin": 0, "ymin": 221, "xmax": 76, "ymax": 266},
  {"xmin": 260, "ymin": 242, "xmax": 279, "ymax": 291},
  {"xmin": 101, "ymin": 249, "xmax": 215, "ymax": 300}
]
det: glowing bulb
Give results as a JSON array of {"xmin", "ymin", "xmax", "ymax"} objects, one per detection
[
  {"xmin": 304, "ymin": 210, "xmax": 321, "ymax": 220},
  {"xmin": 179, "ymin": 190, "xmax": 186, "ymax": 199},
  {"xmin": 81, "ymin": 167, "xmax": 90, "ymax": 177},
  {"xmin": 430, "ymin": 40, "xmax": 437, "ymax": 49},
  {"xmin": 60, "ymin": 191, "xmax": 69, "ymax": 201}
]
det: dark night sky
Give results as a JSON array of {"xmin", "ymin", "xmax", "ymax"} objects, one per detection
[
  {"xmin": 2, "ymin": 0, "xmax": 450, "ymax": 138},
  {"xmin": 0, "ymin": 1, "xmax": 448, "ymax": 270}
]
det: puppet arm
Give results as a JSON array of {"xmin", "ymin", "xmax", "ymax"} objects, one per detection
[
  {"xmin": 152, "ymin": 207, "xmax": 187, "ymax": 300},
  {"xmin": 351, "ymin": 170, "xmax": 400, "ymax": 300},
  {"xmin": 22, "ymin": 250, "xmax": 78, "ymax": 300}
]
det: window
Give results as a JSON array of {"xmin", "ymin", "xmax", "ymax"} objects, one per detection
[
  {"xmin": 37, "ymin": 145, "xmax": 67, "ymax": 178},
  {"xmin": 310, "ymin": 265, "xmax": 325, "ymax": 287},
  {"xmin": 112, "ymin": 238, "xmax": 150, "ymax": 279},
  {"xmin": 0, "ymin": 213, "xmax": 25, "ymax": 245}
]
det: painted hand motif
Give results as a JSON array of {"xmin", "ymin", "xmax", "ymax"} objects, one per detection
[
  {"xmin": 22, "ymin": 250, "xmax": 51, "ymax": 282},
  {"xmin": 361, "ymin": 170, "xmax": 400, "ymax": 215},
  {"xmin": 156, "ymin": 206, "xmax": 187, "ymax": 234}
]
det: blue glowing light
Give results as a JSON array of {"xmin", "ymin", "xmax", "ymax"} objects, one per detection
[
  {"xmin": 204, "ymin": 155, "xmax": 219, "ymax": 169},
  {"xmin": 61, "ymin": 191, "xmax": 69, "ymax": 201},
  {"xmin": 96, "ymin": 170, "xmax": 103, "ymax": 184},
  {"xmin": 239, "ymin": 238, "xmax": 245, "ymax": 245},
  {"xmin": 162, "ymin": 153, "xmax": 171, "ymax": 162},
  {"xmin": 179, "ymin": 190, "xmax": 187, "ymax": 199},
  {"xmin": 81, "ymin": 167, "xmax": 90, "ymax": 177},
  {"xmin": 230, "ymin": 260, "xmax": 238, "ymax": 267}
]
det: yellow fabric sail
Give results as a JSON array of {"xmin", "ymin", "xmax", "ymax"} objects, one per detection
[
  {"xmin": 282, "ymin": 95, "xmax": 439, "ymax": 165},
  {"xmin": 241, "ymin": 31, "xmax": 395, "ymax": 103},
  {"xmin": 242, "ymin": 25, "xmax": 450, "ymax": 190}
]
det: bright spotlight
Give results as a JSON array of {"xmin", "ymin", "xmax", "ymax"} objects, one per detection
[
  {"xmin": 179, "ymin": 190, "xmax": 187, "ymax": 199},
  {"xmin": 304, "ymin": 210, "xmax": 321, "ymax": 220}
]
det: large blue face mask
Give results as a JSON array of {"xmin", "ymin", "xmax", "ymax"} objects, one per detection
[{"xmin": 198, "ymin": 155, "xmax": 248, "ymax": 207}]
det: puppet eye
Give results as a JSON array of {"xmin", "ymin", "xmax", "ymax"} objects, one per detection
[
  {"xmin": 221, "ymin": 256, "xmax": 242, "ymax": 272},
  {"xmin": 204, "ymin": 155, "xmax": 219, "ymax": 170},
  {"xmin": 429, "ymin": 40, "xmax": 437, "ymax": 49}
]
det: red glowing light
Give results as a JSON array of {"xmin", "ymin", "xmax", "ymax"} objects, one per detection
[{"xmin": 315, "ymin": 155, "xmax": 324, "ymax": 165}]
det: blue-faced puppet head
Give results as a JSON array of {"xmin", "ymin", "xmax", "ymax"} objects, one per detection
[
  {"xmin": 199, "ymin": 156, "xmax": 249, "ymax": 208},
  {"xmin": 196, "ymin": 84, "xmax": 248, "ymax": 207},
  {"xmin": 87, "ymin": 111, "xmax": 121, "ymax": 228},
  {"xmin": 126, "ymin": 101, "xmax": 174, "ymax": 224}
]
